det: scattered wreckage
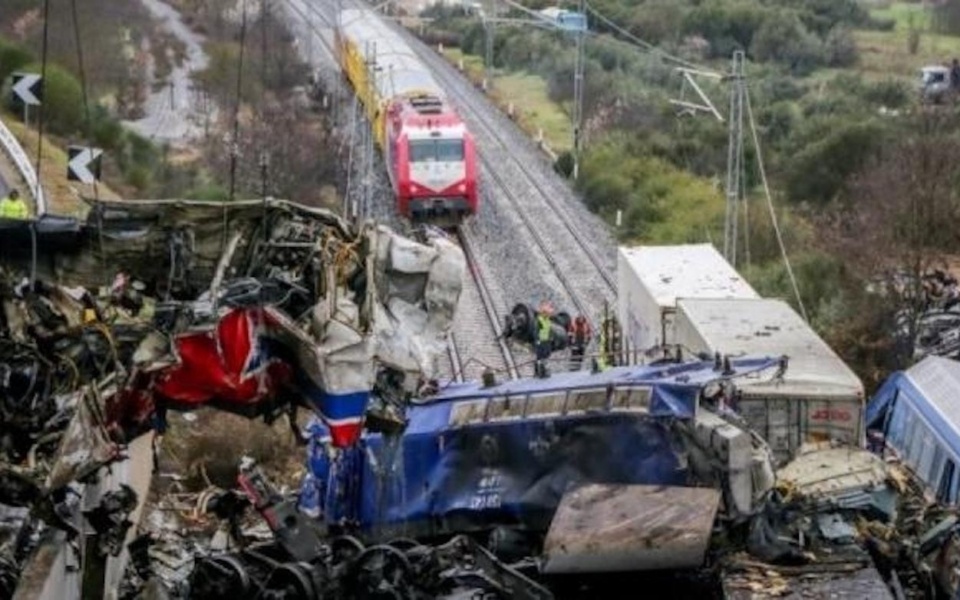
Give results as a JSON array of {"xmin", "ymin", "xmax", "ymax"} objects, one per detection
[
  {"xmin": 0, "ymin": 198, "xmax": 465, "ymax": 599},
  {"xmin": 7, "ymin": 203, "xmax": 960, "ymax": 600},
  {"xmin": 501, "ymin": 303, "xmax": 572, "ymax": 352},
  {"xmin": 116, "ymin": 355, "xmax": 960, "ymax": 600}
]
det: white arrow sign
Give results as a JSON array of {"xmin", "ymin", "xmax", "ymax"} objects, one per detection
[
  {"xmin": 12, "ymin": 73, "xmax": 41, "ymax": 106},
  {"xmin": 67, "ymin": 147, "xmax": 103, "ymax": 184}
]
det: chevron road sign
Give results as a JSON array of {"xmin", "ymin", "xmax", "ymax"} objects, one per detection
[
  {"xmin": 67, "ymin": 146, "xmax": 103, "ymax": 184},
  {"xmin": 11, "ymin": 72, "xmax": 42, "ymax": 106}
]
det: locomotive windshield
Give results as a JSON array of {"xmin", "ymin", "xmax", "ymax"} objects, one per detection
[{"xmin": 409, "ymin": 139, "xmax": 464, "ymax": 162}]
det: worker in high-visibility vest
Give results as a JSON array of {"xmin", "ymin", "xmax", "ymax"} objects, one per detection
[
  {"xmin": 0, "ymin": 189, "xmax": 28, "ymax": 219},
  {"xmin": 534, "ymin": 301, "xmax": 554, "ymax": 378}
]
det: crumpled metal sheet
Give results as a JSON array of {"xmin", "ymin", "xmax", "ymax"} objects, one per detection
[
  {"xmin": 776, "ymin": 443, "xmax": 889, "ymax": 502},
  {"xmin": 371, "ymin": 226, "xmax": 464, "ymax": 382},
  {"xmin": 541, "ymin": 483, "xmax": 721, "ymax": 573}
]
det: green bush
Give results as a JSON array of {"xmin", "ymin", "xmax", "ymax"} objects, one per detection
[
  {"xmin": 554, "ymin": 151, "xmax": 574, "ymax": 178},
  {"xmin": 862, "ymin": 79, "xmax": 911, "ymax": 109},
  {"xmin": 865, "ymin": 17, "xmax": 897, "ymax": 32},
  {"xmin": 784, "ymin": 121, "xmax": 887, "ymax": 204},
  {"xmin": 20, "ymin": 62, "xmax": 84, "ymax": 135},
  {"xmin": 751, "ymin": 11, "xmax": 824, "ymax": 75},
  {"xmin": 0, "ymin": 39, "xmax": 34, "ymax": 83},
  {"xmin": 578, "ymin": 136, "xmax": 724, "ymax": 243},
  {"xmin": 90, "ymin": 105, "xmax": 125, "ymax": 150},
  {"xmin": 186, "ymin": 182, "xmax": 230, "ymax": 201},
  {"xmin": 683, "ymin": 3, "xmax": 771, "ymax": 58},
  {"xmin": 742, "ymin": 251, "xmax": 849, "ymax": 331},
  {"xmin": 125, "ymin": 164, "xmax": 152, "ymax": 192},
  {"xmin": 824, "ymin": 27, "xmax": 858, "ymax": 67}
]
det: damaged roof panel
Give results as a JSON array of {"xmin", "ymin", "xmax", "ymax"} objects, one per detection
[
  {"xmin": 675, "ymin": 298, "xmax": 863, "ymax": 398},
  {"xmin": 542, "ymin": 483, "xmax": 721, "ymax": 574}
]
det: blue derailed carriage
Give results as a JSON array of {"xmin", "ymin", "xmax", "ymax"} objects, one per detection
[{"xmin": 298, "ymin": 356, "xmax": 782, "ymax": 539}]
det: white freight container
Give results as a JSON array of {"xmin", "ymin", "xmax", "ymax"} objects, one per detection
[
  {"xmin": 616, "ymin": 244, "xmax": 758, "ymax": 353},
  {"xmin": 674, "ymin": 297, "xmax": 865, "ymax": 463}
]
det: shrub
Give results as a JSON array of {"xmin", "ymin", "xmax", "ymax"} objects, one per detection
[
  {"xmin": 554, "ymin": 151, "xmax": 574, "ymax": 178},
  {"xmin": 784, "ymin": 121, "xmax": 887, "ymax": 204},
  {"xmin": 751, "ymin": 11, "xmax": 825, "ymax": 75},
  {"xmin": 863, "ymin": 79, "xmax": 911, "ymax": 109},
  {"xmin": 0, "ymin": 39, "xmax": 34, "ymax": 83},
  {"xmin": 824, "ymin": 27, "xmax": 859, "ymax": 67},
  {"xmin": 21, "ymin": 62, "xmax": 84, "ymax": 135}
]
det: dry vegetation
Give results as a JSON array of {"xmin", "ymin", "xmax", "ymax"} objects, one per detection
[
  {"xmin": 4, "ymin": 115, "xmax": 121, "ymax": 217},
  {"xmin": 159, "ymin": 411, "xmax": 304, "ymax": 491}
]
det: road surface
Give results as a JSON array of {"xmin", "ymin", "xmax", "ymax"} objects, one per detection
[{"xmin": 122, "ymin": 0, "xmax": 212, "ymax": 145}]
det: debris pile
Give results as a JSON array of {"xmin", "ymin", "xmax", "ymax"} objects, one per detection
[
  {"xmin": 722, "ymin": 443, "xmax": 959, "ymax": 599},
  {"xmin": 0, "ymin": 268, "xmax": 143, "ymax": 595},
  {"xmin": 0, "ymin": 199, "xmax": 464, "ymax": 598},
  {"xmin": 897, "ymin": 268, "xmax": 960, "ymax": 360},
  {"xmin": 131, "ymin": 459, "xmax": 553, "ymax": 599}
]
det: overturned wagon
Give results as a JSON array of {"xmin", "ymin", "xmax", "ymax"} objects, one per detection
[{"xmin": 298, "ymin": 357, "xmax": 784, "ymax": 566}]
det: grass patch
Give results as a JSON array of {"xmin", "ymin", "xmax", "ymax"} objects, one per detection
[
  {"xmin": 4, "ymin": 113, "xmax": 121, "ymax": 218},
  {"xmin": 869, "ymin": 2, "xmax": 932, "ymax": 31},
  {"xmin": 493, "ymin": 72, "xmax": 573, "ymax": 152},
  {"xmin": 853, "ymin": 28, "xmax": 960, "ymax": 79},
  {"xmin": 159, "ymin": 410, "xmax": 304, "ymax": 491},
  {"xmin": 442, "ymin": 47, "xmax": 573, "ymax": 153}
]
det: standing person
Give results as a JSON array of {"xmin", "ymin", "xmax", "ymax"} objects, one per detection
[
  {"xmin": 567, "ymin": 314, "xmax": 592, "ymax": 370},
  {"xmin": 0, "ymin": 189, "xmax": 28, "ymax": 219},
  {"xmin": 534, "ymin": 301, "xmax": 554, "ymax": 378}
]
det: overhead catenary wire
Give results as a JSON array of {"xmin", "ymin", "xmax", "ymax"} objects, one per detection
[
  {"xmin": 69, "ymin": 0, "xmax": 98, "ymax": 200},
  {"xmin": 224, "ymin": 0, "xmax": 249, "ymax": 260},
  {"xmin": 28, "ymin": 0, "xmax": 52, "ymax": 288},
  {"xmin": 744, "ymin": 85, "xmax": 808, "ymax": 323},
  {"xmin": 580, "ymin": 0, "xmax": 718, "ymax": 75}
]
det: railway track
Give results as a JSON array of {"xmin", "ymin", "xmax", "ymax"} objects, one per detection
[
  {"xmin": 285, "ymin": 0, "xmax": 610, "ymax": 379},
  {"xmin": 394, "ymin": 25, "xmax": 618, "ymax": 325},
  {"xmin": 443, "ymin": 226, "xmax": 522, "ymax": 382}
]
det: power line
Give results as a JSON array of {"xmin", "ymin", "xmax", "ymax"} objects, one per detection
[
  {"xmin": 229, "ymin": 0, "xmax": 249, "ymax": 203},
  {"xmin": 28, "ymin": 0, "xmax": 52, "ymax": 288},
  {"xmin": 33, "ymin": 0, "xmax": 50, "ymax": 199},
  {"xmin": 581, "ymin": 0, "xmax": 718, "ymax": 75},
  {"xmin": 744, "ymin": 83, "xmax": 808, "ymax": 323},
  {"xmin": 70, "ymin": 0, "xmax": 98, "ymax": 201},
  {"xmin": 224, "ymin": 0, "xmax": 249, "ymax": 261}
]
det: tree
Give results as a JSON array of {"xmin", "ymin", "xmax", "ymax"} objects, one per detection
[
  {"xmin": 820, "ymin": 113, "xmax": 960, "ymax": 366},
  {"xmin": 750, "ymin": 10, "xmax": 824, "ymax": 75}
]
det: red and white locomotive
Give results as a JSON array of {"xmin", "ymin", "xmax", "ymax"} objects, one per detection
[{"xmin": 337, "ymin": 8, "xmax": 478, "ymax": 225}]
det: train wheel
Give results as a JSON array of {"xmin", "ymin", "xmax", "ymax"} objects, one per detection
[
  {"xmin": 262, "ymin": 563, "xmax": 318, "ymax": 600},
  {"xmin": 351, "ymin": 544, "xmax": 412, "ymax": 599},
  {"xmin": 510, "ymin": 304, "xmax": 535, "ymax": 343},
  {"xmin": 189, "ymin": 555, "xmax": 251, "ymax": 598}
]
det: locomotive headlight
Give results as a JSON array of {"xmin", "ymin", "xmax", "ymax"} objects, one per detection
[{"xmin": 457, "ymin": 183, "xmax": 467, "ymax": 193}]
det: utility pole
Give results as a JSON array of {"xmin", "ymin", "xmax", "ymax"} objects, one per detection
[
  {"xmin": 572, "ymin": 0, "xmax": 586, "ymax": 180},
  {"xmin": 723, "ymin": 50, "xmax": 745, "ymax": 267},
  {"xmin": 484, "ymin": 0, "xmax": 496, "ymax": 90},
  {"xmin": 261, "ymin": 0, "xmax": 269, "ymax": 103}
]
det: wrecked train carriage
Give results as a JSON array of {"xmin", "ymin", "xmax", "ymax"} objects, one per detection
[
  {"xmin": 674, "ymin": 298, "xmax": 866, "ymax": 465},
  {"xmin": 43, "ymin": 198, "xmax": 467, "ymax": 448},
  {"xmin": 868, "ymin": 355, "xmax": 960, "ymax": 506},
  {"xmin": 1, "ymin": 199, "xmax": 466, "ymax": 599},
  {"xmin": 722, "ymin": 441, "xmax": 960, "ymax": 600},
  {"xmin": 298, "ymin": 357, "xmax": 785, "ymax": 561}
]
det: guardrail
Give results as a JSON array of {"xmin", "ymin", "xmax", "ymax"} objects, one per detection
[{"xmin": 0, "ymin": 116, "xmax": 46, "ymax": 215}]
